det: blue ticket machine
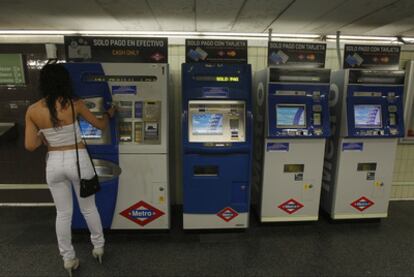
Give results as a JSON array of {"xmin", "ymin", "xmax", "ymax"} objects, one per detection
[
  {"xmin": 182, "ymin": 63, "xmax": 253, "ymax": 229},
  {"xmin": 321, "ymin": 69, "xmax": 405, "ymax": 219},
  {"xmin": 64, "ymin": 63, "xmax": 120, "ymax": 229},
  {"xmin": 253, "ymin": 67, "xmax": 331, "ymax": 222}
]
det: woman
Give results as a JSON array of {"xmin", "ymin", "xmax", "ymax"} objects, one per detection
[{"xmin": 24, "ymin": 63, "xmax": 115, "ymax": 276}]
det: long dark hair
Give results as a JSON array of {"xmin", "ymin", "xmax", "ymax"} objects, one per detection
[{"xmin": 39, "ymin": 63, "xmax": 74, "ymax": 128}]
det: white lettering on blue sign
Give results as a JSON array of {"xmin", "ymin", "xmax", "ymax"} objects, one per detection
[
  {"xmin": 131, "ymin": 209, "xmax": 154, "ymax": 219},
  {"xmin": 342, "ymin": 142, "xmax": 363, "ymax": 151},
  {"xmin": 267, "ymin": 142, "xmax": 289, "ymax": 152}
]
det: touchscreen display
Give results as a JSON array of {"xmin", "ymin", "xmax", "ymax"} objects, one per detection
[
  {"xmin": 192, "ymin": 113, "xmax": 223, "ymax": 135},
  {"xmin": 79, "ymin": 118, "xmax": 102, "ymax": 139},
  {"xmin": 354, "ymin": 105, "xmax": 382, "ymax": 128},
  {"xmin": 276, "ymin": 105, "xmax": 306, "ymax": 127}
]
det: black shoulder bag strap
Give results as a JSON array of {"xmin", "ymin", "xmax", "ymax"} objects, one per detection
[{"xmin": 69, "ymin": 100, "xmax": 98, "ymax": 179}]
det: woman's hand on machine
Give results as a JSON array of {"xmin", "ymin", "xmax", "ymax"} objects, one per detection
[{"xmin": 105, "ymin": 106, "xmax": 116, "ymax": 118}]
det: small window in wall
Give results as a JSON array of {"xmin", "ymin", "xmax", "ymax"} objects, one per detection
[{"xmin": 0, "ymin": 54, "xmax": 26, "ymax": 86}]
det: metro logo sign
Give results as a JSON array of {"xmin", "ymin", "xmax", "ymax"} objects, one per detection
[
  {"xmin": 351, "ymin": 196, "xmax": 374, "ymax": 212},
  {"xmin": 278, "ymin": 199, "xmax": 304, "ymax": 214},
  {"xmin": 217, "ymin": 207, "xmax": 239, "ymax": 222},
  {"xmin": 120, "ymin": 201, "xmax": 165, "ymax": 226}
]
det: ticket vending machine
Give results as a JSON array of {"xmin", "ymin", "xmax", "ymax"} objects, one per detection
[
  {"xmin": 65, "ymin": 63, "xmax": 170, "ymax": 229},
  {"xmin": 321, "ymin": 69, "xmax": 405, "ymax": 219},
  {"xmin": 182, "ymin": 63, "xmax": 253, "ymax": 229},
  {"xmin": 253, "ymin": 67, "xmax": 331, "ymax": 222}
]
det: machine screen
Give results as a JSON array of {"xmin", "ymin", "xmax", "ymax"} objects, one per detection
[
  {"xmin": 354, "ymin": 105, "xmax": 382, "ymax": 128},
  {"xmin": 79, "ymin": 118, "xmax": 102, "ymax": 139},
  {"xmin": 276, "ymin": 105, "xmax": 306, "ymax": 128},
  {"xmin": 192, "ymin": 113, "xmax": 223, "ymax": 135}
]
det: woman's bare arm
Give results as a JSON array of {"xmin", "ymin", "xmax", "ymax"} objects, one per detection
[
  {"xmin": 75, "ymin": 100, "xmax": 115, "ymax": 130},
  {"xmin": 24, "ymin": 106, "xmax": 43, "ymax": 151}
]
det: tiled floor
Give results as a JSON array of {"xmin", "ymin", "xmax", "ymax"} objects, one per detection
[{"xmin": 1, "ymin": 202, "xmax": 414, "ymax": 276}]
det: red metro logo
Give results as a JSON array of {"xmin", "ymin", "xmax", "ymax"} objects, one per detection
[
  {"xmin": 217, "ymin": 207, "xmax": 239, "ymax": 222},
  {"xmin": 120, "ymin": 201, "xmax": 165, "ymax": 226},
  {"xmin": 351, "ymin": 197, "xmax": 374, "ymax": 212},
  {"xmin": 278, "ymin": 199, "xmax": 304, "ymax": 214}
]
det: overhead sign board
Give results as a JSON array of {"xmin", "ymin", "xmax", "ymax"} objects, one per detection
[
  {"xmin": 268, "ymin": 42, "xmax": 326, "ymax": 68},
  {"xmin": 64, "ymin": 36, "xmax": 168, "ymax": 63},
  {"xmin": 185, "ymin": 39, "xmax": 248, "ymax": 64},
  {"xmin": 343, "ymin": 44, "xmax": 401, "ymax": 69}
]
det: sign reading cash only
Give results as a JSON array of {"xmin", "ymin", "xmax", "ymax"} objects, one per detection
[{"xmin": 64, "ymin": 36, "xmax": 168, "ymax": 63}]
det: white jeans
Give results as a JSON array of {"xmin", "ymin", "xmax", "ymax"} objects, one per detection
[{"xmin": 46, "ymin": 149, "xmax": 105, "ymax": 261}]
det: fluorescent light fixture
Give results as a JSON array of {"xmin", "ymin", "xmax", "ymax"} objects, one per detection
[
  {"xmin": 326, "ymin": 39, "xmax": 403, "ymax": 45},
  {"xmin": 0, "ymin": 29, "xmax": 320, "ymax": 39},
  {"xmin": 402, "ymin": 37, "xmax": 414, "ymax": 43},
  {"xmin": 3, "ymin": 30, "xmax": 408, "ymax": 43},
  {"xmin": 326, "ymin": 35, "xmax": 398, "ymax": 41},
  {"xmin": 272, "ymin": 33, "xmax": 320, "ymax": 38}
]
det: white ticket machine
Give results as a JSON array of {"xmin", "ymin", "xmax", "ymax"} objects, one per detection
[
  {"xmin": 253, "ymin": 67, "xmax": 331, "ymax": 222},
  {"xmin": 321, "ymin": 69, "xmax": 405, "ymax": 219},
  {"xmin": 108, "ymin": 63, "xmax": 170, "ymax": 229}
]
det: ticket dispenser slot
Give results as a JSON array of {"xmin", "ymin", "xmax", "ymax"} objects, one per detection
[{"xmin": 194, "ymin": 166, "xmax": 219, "ymax": 177}]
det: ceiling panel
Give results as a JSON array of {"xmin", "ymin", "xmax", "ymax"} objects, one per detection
[
  {"xmin": 147, "ymin": 0, "xmax": 195, "ymax": 31},
  {"xmin": 266, "ymin": 0, "xmax": 345, "ymax": 33},
  {"xmin": 196, "ymin": 0, "xmax": 245, "ymax": 32},
  {"xmin": 231, "ymin": 0, "xmax": 292, "ymax": 33},
  {"xmin": 339, "ymin": 0, "xmax": 414, "ymax": 34},
  {"xmin": 0, "ymin": 0, "xmax": 123, "ymax": 30},
  {"xmin": 95, "ymin": 0, "xmax": 161, "ymax": 31},
  {"xmin": 0, "ymin": 0, "xmax": 412, "ymax": 37},
  {"xmin": 401, "ymin": 28, "xmax": 414, "ymax": 36},
  {"xmin": 364, "ymin": 15, "xmax": 414, "ymax": 36},
  {"xmin": 301, "ymin": 0, "xmax": 396, "ymax": 34}
]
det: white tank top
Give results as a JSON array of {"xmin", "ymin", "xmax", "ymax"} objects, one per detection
[{"xmin": 38, "ymin": 122, "xmax": 82, "ymax": 147}]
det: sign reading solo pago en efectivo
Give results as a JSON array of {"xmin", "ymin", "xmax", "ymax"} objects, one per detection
[{"xmin": 64, "ymin": 36, "xmax": 168, "ymax": 63}]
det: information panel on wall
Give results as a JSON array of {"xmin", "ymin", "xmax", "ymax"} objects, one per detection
[
  {"xmin": 267, "ymin": 42, "xmax": 326, "ymax": 68},
  {"xmin": 64, "ymin": 36, "xmax": 168, "ymax": 63},
  {"xmin": 343, "ymin": 44, "xmax": 401, "ymax": 69},
  {"xmin": 185, "ymin": 39, "xmax": 248, "ymax": 64},
  {"xmin": 0, "ymin": 54, "xmax": 26, "ymax": 86}
]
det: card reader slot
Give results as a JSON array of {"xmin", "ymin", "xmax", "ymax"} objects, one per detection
[{"xmin": 193, "ymin": 166, "xmax": 219, "ymax": 177}]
